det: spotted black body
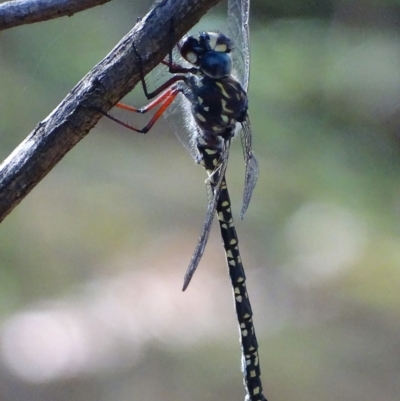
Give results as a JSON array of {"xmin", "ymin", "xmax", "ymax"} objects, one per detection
[
  {"xmin": 98, "ymin": 1, "xmax": 267, "ymax": 400},
  {"xmin": 201, "ymin": 148, "xmax": 266, "ymax": 401},
  {"xmin": 175, "ymin": 31, "xmax": 258, "ymax": 289}
]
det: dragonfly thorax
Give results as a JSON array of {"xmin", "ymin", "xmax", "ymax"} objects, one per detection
[
  {"xmin": 179, "ymin": 32, "xmax": 233, "ymax": 79},
  {"xmin": 186, "ymin": 74, "xmax": 248, "ymax": 152}
]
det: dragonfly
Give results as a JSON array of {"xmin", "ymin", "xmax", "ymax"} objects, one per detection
[{"xmin": 99, "ymin": 1, "xmax": 267, "ymax": 400}]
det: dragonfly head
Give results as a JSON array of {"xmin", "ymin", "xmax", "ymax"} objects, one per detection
[{"xmin": 179, "ymin": 32, "xmax": 233, "ymax": 79}]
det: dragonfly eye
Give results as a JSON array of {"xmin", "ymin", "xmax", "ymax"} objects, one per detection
[
  {"xmin": 200, "ymin": 51, "xmax": 232, "ymax": 79},
  {"xmin": 180, "ymin": 32, "xmax": 233, "ymax": 67},
  {"xmin": 179, "ymin": 36, "xmax": 204, "ymax": 65},
  {"xmin": 203, "ymin": 32, "xmax": 233, "ymax": 54}
]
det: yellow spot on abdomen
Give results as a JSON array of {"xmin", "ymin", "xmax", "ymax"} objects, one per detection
[{"xmin": 196, "ymin": 113, "xmax": 206, "ymax": 122}]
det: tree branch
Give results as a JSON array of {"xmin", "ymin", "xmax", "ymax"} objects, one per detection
[
  {"xmin": 0, "ymin": 0, "xmax": 114, "ymax": 31},
  {"xmin": 0, "ymin": 0, "xmax": 221, "ymax": 223}
]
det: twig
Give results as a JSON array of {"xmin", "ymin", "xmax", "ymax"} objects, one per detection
[
  {"xmin": 0, "ymin": 0, "xmax": 221, "ymax": 222},
  {"xmin": 0, "ymin": 0, "xmax": 114, "ymax": 31}
]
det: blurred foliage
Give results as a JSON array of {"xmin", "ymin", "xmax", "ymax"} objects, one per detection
[{"xmin": 1, "ymin": 0, "xmax": 400, "ymax": 401}]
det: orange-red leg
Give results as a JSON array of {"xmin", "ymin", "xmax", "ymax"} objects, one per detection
[{"xmin": 105, "ymin": 85, "xmax": 181, "ymax": 133}]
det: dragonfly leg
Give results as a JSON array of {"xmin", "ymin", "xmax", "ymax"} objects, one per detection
[
  {"xmin": 133, "ymin": 43, "xmax": 194, "ymax": 99},
  {"xmin": 132, "ymin": 25, "xmax": 197, "ymax": 100},
  {"xmin": 102, "ymin": 85, "xmax": 182, "ymax": 134}
]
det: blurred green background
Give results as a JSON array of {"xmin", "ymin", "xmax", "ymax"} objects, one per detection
[{"xmin": 1, "ymin": 0, "xmax": 400, "ymax": 400}]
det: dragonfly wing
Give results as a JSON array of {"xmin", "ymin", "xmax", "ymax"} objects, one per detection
[
  {"xmin": 149, "ymin": 47, "xmax": 200, "ymax": 161},
  {"xmin": 228, "ymin": 0, "xmax": 257, "ymax": 217},
  {"xmin": 182, "ymin": 144, "xmax": 230, "ymax": 291},
  {"xmin": 240, "ymin": 115, "xmax": 258, "ymax": 219},
  {"xmin": 228, "ymin": 0, "xmax": 250, "ymax": 91}
]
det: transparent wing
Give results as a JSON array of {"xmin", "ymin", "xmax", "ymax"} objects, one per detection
[
  {"xmin": 240, "ymin": 114, "xmax": 258, "ymax": 219},
  {"xmin": 228, "ymin": 0, "xmax": 256, "ymax": 216},
  {"xmin": 163, "ymin": 91, "xmax": 199, "ymax": 160},
  {"xmin": 150, "ymin": 45, "xmax": 199, "ymax": 161},
  {"xmin": 228, "ymin": 0, "xmax": 250, "ymax": 91},
  {"xmin": 182, "ymin": 144, "xmax": 231, "ymax": 291}
]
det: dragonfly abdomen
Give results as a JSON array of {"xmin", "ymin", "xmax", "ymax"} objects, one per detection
[
  {"xmin": 200, "ymin": 147, "xmax": 267, "ymax": 401},
  {"xmin": 217, "ymin": 181, "xmax": 267, "ymax": 401}
]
